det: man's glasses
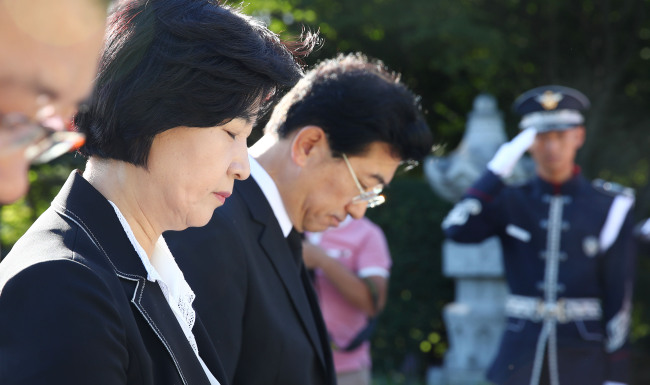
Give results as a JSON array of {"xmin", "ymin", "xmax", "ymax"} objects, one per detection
[
  {"xmin": 342, "ymin": 153, "xmax": 385, "ymax": 208},
  {"xmin": 0, "ymin": 112, "xmax": 85, "ymax": 164}
]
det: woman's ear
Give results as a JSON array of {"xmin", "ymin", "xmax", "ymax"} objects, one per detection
[{"xmin": 290, "ymin": 125, "xmax": 328, "ymax": 167}]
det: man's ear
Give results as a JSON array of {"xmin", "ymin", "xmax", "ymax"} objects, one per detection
[{"xmin": 290, "ymin": 126, "xmax": 328, "ymax": 167}]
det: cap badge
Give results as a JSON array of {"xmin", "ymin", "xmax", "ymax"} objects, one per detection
[{"xmin": 536, "ymin": 90, "xmax": 563, "ymax": 110}]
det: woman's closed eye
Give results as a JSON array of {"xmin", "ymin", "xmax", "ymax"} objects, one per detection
[{"xmin": 225, "ymin": 130, "xmax": 237, "ymax": 140}]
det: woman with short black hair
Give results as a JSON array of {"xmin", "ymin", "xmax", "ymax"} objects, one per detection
[{"xmin": 0, "ymin": 1, "xmax": 316, "ymax": 384}]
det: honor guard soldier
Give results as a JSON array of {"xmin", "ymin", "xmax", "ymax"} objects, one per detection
[{"xmin": 442, "ymin": 85, "xmax": 636, "ymax": 385}]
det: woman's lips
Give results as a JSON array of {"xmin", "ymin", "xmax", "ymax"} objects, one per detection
[{"xmin": 214, "ymin": 191, "xmax": 231, "ymax": 205}]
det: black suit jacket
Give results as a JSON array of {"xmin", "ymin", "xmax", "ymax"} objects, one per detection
[
  {"xmin": 0, "ymin": 171, "xmax": 228, "ymax": 385},
  {"xmin": 165, "ymin": 177, "xmax": 336, "ymax": 385}
]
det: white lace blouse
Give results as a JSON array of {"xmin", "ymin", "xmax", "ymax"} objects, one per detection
[{"xmin": 108, "ymin": 201, "xmax": 220, "ymax": 385}]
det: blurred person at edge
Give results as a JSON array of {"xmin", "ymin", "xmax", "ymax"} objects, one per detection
[
  {"xmin": 0, "ymin": 0, "xmax": 315, "ymax": 384},
  {"xmin": 303, "ymin": 215, "xmax": 392, "ymax": 385},
  {"xmin": 0, "ymin": 0, "xmax": 109, "ymax": 203}
]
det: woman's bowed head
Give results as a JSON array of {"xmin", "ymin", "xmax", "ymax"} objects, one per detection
[{"xmin": 76, "ymin": 0, "xmax": 319, "ymax": 239}]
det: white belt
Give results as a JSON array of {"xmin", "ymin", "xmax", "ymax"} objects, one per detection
[{"xmin": 505, "ymin": 294, "xmax": 602, "ymax": 323}]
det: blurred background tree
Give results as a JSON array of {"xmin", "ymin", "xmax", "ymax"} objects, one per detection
[{"xmin": 3, "ymin": 0, "xmax": 650, "ymax": 383}]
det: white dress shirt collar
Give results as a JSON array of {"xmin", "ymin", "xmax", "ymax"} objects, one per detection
[
  {"xmin": 107, "ymin": 200, "xmax": 220, "ymax": 385},
  {"xmin": 249, "ymin": 155, "xmax": 293, "ymax": 237}
]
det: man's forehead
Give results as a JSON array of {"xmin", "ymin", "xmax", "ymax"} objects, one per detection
[
  {"xmin": 536, "ymin": 126, "xmax": 582, "ymax": 136},
  {"xmin": 1, "ymin": 0, "xmax": 107, "ymax": 47}
]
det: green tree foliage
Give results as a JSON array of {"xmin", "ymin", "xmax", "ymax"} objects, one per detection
[
  {"xmin": 244, "ymin": 0, "xmax": 650, "ymax": 206},
  {"xmin": 366, "ymin": 178, "xmax": 454, "ymax": 379},
  {"xmin": 1, "ymin": 154, "xmax": 85, "ymax": 254}
]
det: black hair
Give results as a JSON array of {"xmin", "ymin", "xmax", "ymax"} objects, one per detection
[
  {"xmin": 265, "ymin": 52, "xmax": 433, "ymax": 161},
  {"xmin": 76, "ymin": 0, "xmax": 317, "ymax": 166}
]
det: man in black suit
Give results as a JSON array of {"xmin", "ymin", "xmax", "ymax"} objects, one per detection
[{"xmin": 165, "ymin": 53, "xmax": 434, "ymax": 385}]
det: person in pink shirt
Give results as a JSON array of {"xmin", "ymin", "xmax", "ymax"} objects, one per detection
[{"xmin": 304, "ymin": 215, "xmax": 392, "ymax": 385}]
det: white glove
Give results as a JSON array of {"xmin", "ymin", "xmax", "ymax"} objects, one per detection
[{"xmin": 487, "ymin": 127, "xmax": 537, "ymax": 178}]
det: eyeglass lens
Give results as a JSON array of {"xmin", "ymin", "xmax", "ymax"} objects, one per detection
[
  {"xmin": 343, "ymin": 153, "xmax": 385, "ymax": 208},
  {"xmin": 0, "ymin": 112, "xmax": 85, "ymax": 164}
]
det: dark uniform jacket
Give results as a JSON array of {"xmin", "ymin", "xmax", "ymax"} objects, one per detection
[
  {"xmin": 165, "ymin": 176, "xmax": 336, "ymax": 385},
  {"xmin": 443, "ymin": 169, "xmax": 635, "ymax": 385},
  {"xmin": 0, "ymin": 171, "xmax": 228, "ymax": 385}
]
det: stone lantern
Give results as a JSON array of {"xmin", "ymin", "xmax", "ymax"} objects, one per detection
[{"xmin": 424, "ymin": 94, "xmax": 533, "ymax": 385}]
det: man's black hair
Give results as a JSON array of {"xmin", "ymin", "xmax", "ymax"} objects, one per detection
[{"xmin": 266, "ymin": 52, "xmax": 433, "ymax": 161}]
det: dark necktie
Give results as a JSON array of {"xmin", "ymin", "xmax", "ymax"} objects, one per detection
[
  {"xmin": 286, "ymin": 228, "xmax": 303, "ymax": 267},
  {"xmin": 288, "ymin": 229, "xmax": 333, "ymax": 381}
]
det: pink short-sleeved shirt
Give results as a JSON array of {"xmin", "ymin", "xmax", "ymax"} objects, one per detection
[{"xmin": 306, "ymin": 217, "xmax": 391, "ymax": 373}]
